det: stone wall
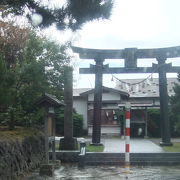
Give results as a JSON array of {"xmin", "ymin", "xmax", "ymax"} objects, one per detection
[{"xmin": 0, "ymin": 135, "xmax": 45, "ymax": 179}]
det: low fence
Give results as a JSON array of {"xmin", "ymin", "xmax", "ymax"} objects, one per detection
[{"xmin": 52, "ymin": 150, "xmax": 180, "ymax": 166}]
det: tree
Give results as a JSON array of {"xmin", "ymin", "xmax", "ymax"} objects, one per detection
[
  {"xmin": 19, "ymin": 32, "xmax": 71, "ymax": 112},
  {"xmin": 0, "ymin": 55, "xmax": 13, "ymax": 112},
  {"xmin": 55, "ymin": 108, "xmax": 83, "ymax": 137},
  {"xmin": 0, "ymin": 21, "xmax": 29, "ymax": 66},
  {"xmin": 170, "ymin": 75, "xmax": 180, "ymax": 136},
  {"xmin": 15, "ymin": 32, "xmax": 71, "ymax": 127},
  {"xmin": 0, "ymin": 24, "xmax": 71, "ymax": 129},
  {"xmin": 147, "ymin": 109, "xmax": 161, "ymax": 137},
  {"xmin": 1, "ymin": 0, "xmax": 113, "ymax": 30},
  {"xmin": 0, "ymin": 21, "xmax": 30, "ymax": 129},
  {"xmin": 0, "ymin": 0, "xmax": 113, "ymax": 131}
]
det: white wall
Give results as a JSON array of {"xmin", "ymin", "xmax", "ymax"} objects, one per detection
[
  {"xmin": 88, "ymin": 92, "xmax": 121, "ymax": 101},
  {"xmin": 129, "ymin": 98, "xmax": 160, "ymax": 106},
  {"xmin": 73, "ymin": 97, "xmax": 88, "ymax": 130},
  {"xmin": 88, "ymin": 125, "xmax": 121, "ymax": 136},
  {"xmin": 88, "ymin": 104, "xmax": 120, "ymax": 110},
  {"xmin": 73, "ymin": 91, "xmax": 121, "ymax": 131}
]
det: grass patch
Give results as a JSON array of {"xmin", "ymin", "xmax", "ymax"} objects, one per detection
[
  {"xmin": 163, "ymin": 142, "xmax": 180, "ymax": 152},
  {"xmin": 0, "ymin": 126, "xmax": 42, "ymax": 142},
  {"xmin": 86, "ymin": 144, "xmax": 104, "ymax": 152},
  {"xmin": 57, "ymin": 141, "xmax": 104, "ymax": 152}
]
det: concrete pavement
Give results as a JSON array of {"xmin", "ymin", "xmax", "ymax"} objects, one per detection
[
  {"xmin": 56, "ymin": 136, "xmax": 165, "ymax": 153},
  {"xmin": 102, "ymin": 138, "xmax": 164, "ymax": 153}
]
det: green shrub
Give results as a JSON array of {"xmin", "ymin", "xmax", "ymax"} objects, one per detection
[
  {"xmin": 176, "ymin": 121, "xmax": 180, "ymax": 134},
  {"xmin": 73, "ymin": 113, "xmax": 83, "ymax": 137},
  {"xmin": 55, "ymin": 109, "xmax": 83, "ymax": 137},
  {"xmin": 147, "ymin": 108, "xmax": 161, "ymax": 137},
  {"xmin": 147, "ymin": 108, "xmax": 180, "ymax": 138},
  {"xmin": 170, "ymin": 114, "xmax": 180, "ymax": 137}
]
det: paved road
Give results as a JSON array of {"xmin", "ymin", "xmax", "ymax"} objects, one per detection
[{"xmin": 103, "ymin": 138, "xmax": 164, "ymax": 153}]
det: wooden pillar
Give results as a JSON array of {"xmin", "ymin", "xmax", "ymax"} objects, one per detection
[
  {"xmin": 121, "ymin": 107, "xmax": 125, "ymax": 138},
  {"xmin": 144, "ymin": 107, "xmax": 148, "ymax": 138},
  {"xmin": 157, "ymin": 57, "xmax": 172, "ymax": 146},
  {"xmin": 92, "ymin": 58, "xmax": 104, "ymax": 144},
  {"xmin": 44, "ymin": 108, "xmax": 49, "ymax": 164},
  {"xmin": 51, "ymin": 115, "xmax": 56, "ymax": 162}
]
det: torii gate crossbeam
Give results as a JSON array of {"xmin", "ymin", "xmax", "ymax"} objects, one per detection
[{"xmin": 72, "ymin": 46, "xmax": 180, "ymax": 146}]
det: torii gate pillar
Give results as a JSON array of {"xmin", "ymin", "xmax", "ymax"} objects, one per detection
[{"xmin": 157, "ymin": 57, "xmax": 172, "ymax": 146}]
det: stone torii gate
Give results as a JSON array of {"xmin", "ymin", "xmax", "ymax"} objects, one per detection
[{"xmin": 72, "ymin": 46, "xmax": 180, "ymax": 146}]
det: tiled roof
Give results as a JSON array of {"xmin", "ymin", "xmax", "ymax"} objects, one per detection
[
  {"xmin": 73, "ymin": 86, "xmax": 129, "ymax": 98},
  {"xmin": 73, "ymin": 88, "xmax": 92, "ymax": 96},
  {"xmin": 36, "ymin": 93, "xmax": 65, "ymax": 107},
  {"xmin": 115, "ymin": 78, "xmax": 179, "ymax": 98}
]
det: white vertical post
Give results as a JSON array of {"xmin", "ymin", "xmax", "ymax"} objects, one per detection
[{"xmin": 125, "ymin": 102, "xmax": 131, "ymax": 166}]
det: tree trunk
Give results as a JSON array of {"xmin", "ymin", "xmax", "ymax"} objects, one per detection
[{"xmin": 9, "ymin": 108, "xmax": 15, "ymax": 130}]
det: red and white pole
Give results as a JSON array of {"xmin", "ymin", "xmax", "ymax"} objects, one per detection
[{"xmin": 125, "ymin": 102, "xmax": 131, "ymax": 165}]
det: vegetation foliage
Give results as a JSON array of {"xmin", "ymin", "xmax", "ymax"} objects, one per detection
[
  {"xmin": 0, "ymin": 1, "xmax": 113, "ymax": 134},
  {"xmin": 0, "ymin": 22, "xmax": 71, "ymax": 129},
  {"xmin": 56, "ymin": 109, "xmax": 83, "ymax": 137},
  {"xmin": 148, "ymin": 73, "xmax": 180, "ymax": 138},
  {"xmin": 86, "ymin": 144, "xmax": 104, "ymax": 152},
  {"xmin": 0, "ymin": 126, "xmax": 41, "ymax": 142},
  {"xmin": 1, "ymin": 0, "xmax": 113, "ymax": 30},
  {"xmin": 170, "ymin": 74, "xmax": 180, "ymax": 137},
  {"xmin": 147, "ymin": 109, "xmax": 161, "ymax": 137}
]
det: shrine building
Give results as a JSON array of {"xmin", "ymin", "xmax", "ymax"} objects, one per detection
[{"xmin": 73, "ymin": 78, "xmax": 178, "ymax": 137}]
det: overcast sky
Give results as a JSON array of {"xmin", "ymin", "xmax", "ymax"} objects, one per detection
[
  {"xmin": 74, "ymin": 0, "xmax": 180, "ymax": 49},
  {"xmin": 45, "ymin": 0, "xmax": 180, "ymax": 88}
]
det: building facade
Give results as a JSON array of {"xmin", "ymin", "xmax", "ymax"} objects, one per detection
[
  {"xmin": 73, "ymin": 86, "xmax": 129, "ymax": 136},
  {"xmin": 73, "ymin": 78, "xmax": 178, "ymax": 137}
]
